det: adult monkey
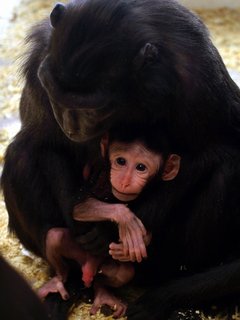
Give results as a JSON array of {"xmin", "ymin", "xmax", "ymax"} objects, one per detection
[
  {"xmin": 2, "ymin": 0, "xmax": 240, "ymax": 319},
  {"xmin": 0, "ymin": 255, "xmax": 48, "ymax": 320}
]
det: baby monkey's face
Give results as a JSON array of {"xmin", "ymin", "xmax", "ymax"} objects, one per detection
[{"xmin": 109, "ymin": 141, "xmax": 161, "ymax": 202}]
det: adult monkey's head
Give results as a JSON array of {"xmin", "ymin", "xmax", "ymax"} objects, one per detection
[
  {"xmin": 37, "ymin": 0, "xmax": 228, "ymax": 149},
  {"xmin": 37, "ymin": 0, "xmax": 179, "ymax": 143}
]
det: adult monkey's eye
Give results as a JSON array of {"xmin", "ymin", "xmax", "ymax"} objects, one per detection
[
  {"xmin": 136, "ymin": 163, "xmax": 146, "ymax": 171},
  {"xmin": 116, "ymin": 157, "xmax": 126, "ymax": 166}
]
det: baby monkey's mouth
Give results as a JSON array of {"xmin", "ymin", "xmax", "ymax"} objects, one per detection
[{"xmin": 111, "ymin": 187, "xmax": 138, "ymax": 201}]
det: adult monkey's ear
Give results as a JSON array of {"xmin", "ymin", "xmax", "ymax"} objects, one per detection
[
  {"xmin": 50, "ymin": 3, "xmax": 66, "ymax": 28},
  {"xmin": 162, "ymin": 154, "xmax": 181, "ymax": 181},
  {"xmin": 133, "ymin": 43, "xmax": 158, "ymax": 70}
]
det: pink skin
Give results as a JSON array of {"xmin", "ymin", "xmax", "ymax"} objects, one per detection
[
  {"xmin": 38, "ymin": 228, "xmax": 102, "ymax": 300},
  {"xmin": 38, "ymin": 228, "xmax": 134, "ymax": 315},
  {"xmin": 39, "ymin": 141, "xmax": 180, "ymax": 317},
  {"xmin": 109, "ymin": 232, "xmax": 152, "ymax": 261},
  {"xmin": 38, "ymin": 228, "xmax": 132, "ymax": 318},
  {"xmin": 39, "ymin": 192, "xmax": 148, "ymax": 304},
  {"xmin": 75, "ymin": 140, "xmax": 161, "ymax": 262},
  {"xmin": 90, "ymin": 283, "xmax": 127, "ymax": 318},
  {"xmin": 90, "ymin": 261, "xmax": 134, "ymax": 318},
  {"xmin": 109, "ymin": 141, "xmax": 161, "ymax": 202},
  {"xmin": 99, "ymin": 261, "xmax": 135, "ymax": 287},
  {"xmin": 38, "ymin": 276, "xmax": 69, "ymax": 300},
  {"xmin": 73, "ymin": 198, "xmax": 147, "ymax": 263},
  {"xmin": 40, "ymin": 141, "xmax": 161, "ymax": 314}
]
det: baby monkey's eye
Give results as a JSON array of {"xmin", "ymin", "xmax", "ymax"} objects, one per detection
[
  {"xmin": 136, "ymin": 163, "xmax": 147, "ymax": 171},
  {"xmin": 116, "ymin": 157, "xmax": 126, "ymax": 166}
]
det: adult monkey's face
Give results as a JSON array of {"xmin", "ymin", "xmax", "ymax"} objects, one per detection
[
  {"xmin": 37, "ymin": 0, "xmax": 116, "ymax": 144},
  {"xmin": 38, "ymin": 54, "xmax": 115, "ymax": 143},
  {"xmin": 38, "ymin": 1, "xmax": 159, "ymax": 143}
]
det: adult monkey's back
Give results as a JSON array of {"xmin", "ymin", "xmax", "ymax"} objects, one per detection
[{"xmin": 2, "ymin": 0, "xmax": 240, "ymax": 319}]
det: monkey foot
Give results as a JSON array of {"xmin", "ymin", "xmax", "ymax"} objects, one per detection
[
  {"xmin": 37, "ymin": 276, "xmax": 69, "ymax": 301},
  {"xmin": 90, "ymin": 284, "xmax": 127, "ymax": 318}
]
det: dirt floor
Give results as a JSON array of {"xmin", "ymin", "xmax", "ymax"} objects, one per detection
[{"xmin": 0, "ymin": 1, "xmax": 240, "ymax": 319}]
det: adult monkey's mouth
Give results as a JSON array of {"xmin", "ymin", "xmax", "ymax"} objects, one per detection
[{"xmin": 61, "ymin": 107, "xmax": 114, "ymax": 143}]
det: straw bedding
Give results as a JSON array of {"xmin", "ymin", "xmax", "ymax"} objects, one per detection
[{"xmin": 0, "ymin": 1, "xmax": 239, "ymax": 319}]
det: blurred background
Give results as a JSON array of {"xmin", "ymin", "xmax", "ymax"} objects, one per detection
[
  {"xmin": 182, "ymin": 0, "xmax": 240, "ymax": 8},
  {"xmin": 0, "ymin": 1, "xmax": 239, "ymax": 319}
]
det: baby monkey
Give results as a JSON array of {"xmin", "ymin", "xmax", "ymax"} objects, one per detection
[
  {"xmin": 101, "ymin": 136, "xmax": 180, "ymax": 261},
  {"xmin": 39, "ymin": 134, "xmax": 181, "ymax": 318}
]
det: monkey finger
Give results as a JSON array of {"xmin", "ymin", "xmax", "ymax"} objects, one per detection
[
  {"xmin": 112, "ymin": 302, "xmax": 127, "ymax": 318},
  {"xmin": 125, "ymin": 232, "xmax": 136, "ymax": 262},
  {"xmin": 56, "ymin": 281, "xmax": 70, "ymax": 300},
  {"xmin": 109, "ymin": 247, "xmax": 123, "ymax": 255},
  {"xmin": 139, "ymin": 242, "xmax": 148, "ymax": 259},
  {"xmin": 126, "ymin": 225, "xmax": 145, "ymax": 261},
  {"xmin": 109, "ymin": 242, "xmax": 123, "ymax": 250},
  {"xmin": 111, "ymin": 254, "xmax": 130, "ymax": 262},
  {"xmin": 129, "ymin": 227, "xmax": 147, "ymax": 261},
  {"xmin": 119, "ymin": 228, "xmax": 129, "ymax": 256},
  {"xmin": 132, "ymin": 218, "xmax": 147, "ymax": 241},
  {"xmin": 109, "ymin": 245, "xmax": 131, "ymax": 261},
  {"xmin": 109, "ymin": 249, "xmax": 127, "ymax": 259},
  {"xmin": 133, "ymin": 224, "xmax": 148, "ymax": 258},
  {"xmin": 126, "ymin": 220, "xmax": 146, "ymax": 257},
  {"xmin": 109, "ymin": 247, "xmax": 131, "ymax": 261},
  {"xmin": 134, "ymin": 237, "xmax": 147, "ymax": 261},
  {"xmin": 131, "ymin": 242, "xmax": 142, "ymax": 263},
  {"xmin": 129, "ymin": 231, "xmax": 143, "ymax": 262},
  {"xmin": 37, "ymin": 286, "xmax": 51, "ymax": 300},
  {"xmin": 90, "ymin": 303, "xmax": 101, "ymax": 315},
  {"xmin": 37, "ymin": 276, "xmax": 69, "ymax": 301},
  {"xmin": 135, "ymin": 217, "xmax": 147, "ymax": 236}
]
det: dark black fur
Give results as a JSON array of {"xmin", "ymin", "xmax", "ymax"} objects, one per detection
[
  {"xmin": 0, "ymin": 255, "xmax": 48, "ymax": 320},
  {"xmin": 2, "ymin": 0, "xmax": 240, "ymax": 319}
]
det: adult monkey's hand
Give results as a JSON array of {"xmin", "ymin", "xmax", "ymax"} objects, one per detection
[{"xmin": 73, "ymin": 198, "xmax": 147, "ymax": 262}]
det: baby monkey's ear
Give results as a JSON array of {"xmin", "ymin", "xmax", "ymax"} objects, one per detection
[{"xmin": 161, "ymin": 154, "xmax": 181, "ymax": 181}]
